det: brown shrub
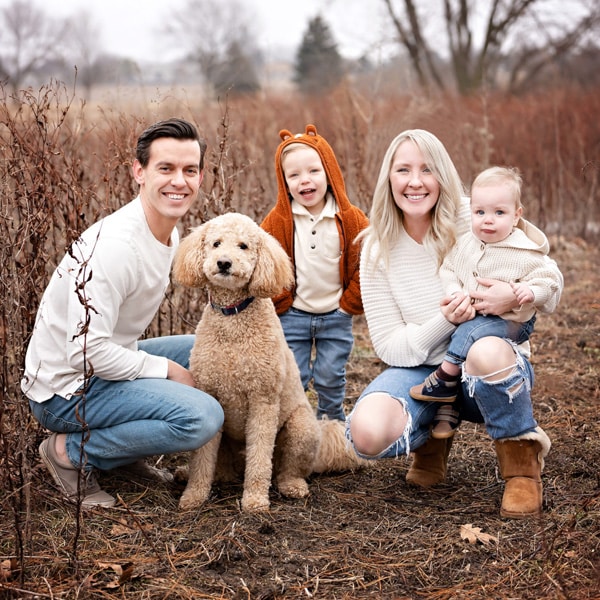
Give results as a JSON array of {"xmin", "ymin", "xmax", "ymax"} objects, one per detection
[{"xmin": 1, "ymin": 80, "xmax": 599, "ymax": 597}]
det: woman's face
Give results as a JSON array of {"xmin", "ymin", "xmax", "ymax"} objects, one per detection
[{"xmin": 389, "ymin": 140, "xmax": 440, "ymax": 225}]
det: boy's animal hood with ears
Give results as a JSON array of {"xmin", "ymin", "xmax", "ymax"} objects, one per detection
[
  {"xmin": 273, "ymin": 124, "xmax": 352, "ymax": 212},
  {"xmin": 264, "ymin": 124, "xmax": 369, "ymax": 316}
]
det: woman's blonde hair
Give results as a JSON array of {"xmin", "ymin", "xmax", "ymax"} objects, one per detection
[{"xmin": 359, "ymin": 129, "xmax": 464, "ymax": 269}]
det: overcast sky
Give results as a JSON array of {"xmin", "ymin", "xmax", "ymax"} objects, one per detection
[{"xmin": 9, "ymin": 0, "xmax": 388, "ymax": 63}]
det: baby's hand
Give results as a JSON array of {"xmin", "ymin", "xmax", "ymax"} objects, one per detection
[{"xmin": 511, "ymin": 282, "xmax": 534, "ymax": 305}]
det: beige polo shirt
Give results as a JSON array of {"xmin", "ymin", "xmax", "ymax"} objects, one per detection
[{"xmin": 291, "ymin": 195, "xmax": 342, "ymax": 313}]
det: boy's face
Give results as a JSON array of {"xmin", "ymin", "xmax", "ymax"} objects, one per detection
[
  {"xmin": 281, "ymin": 145, "xmax": 328, "ymax": 215},
  {"xmin": 470, "ymin": 183, "xmax": 522, "ymax": 244},
  {"xmin": 133, "ymin": 137, "xmax": 203, "ymax": 242}
]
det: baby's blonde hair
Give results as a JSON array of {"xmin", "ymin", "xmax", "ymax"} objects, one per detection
[{"xmin": 472, "ymin": 166, "xmax": 523, "ymax": 209}]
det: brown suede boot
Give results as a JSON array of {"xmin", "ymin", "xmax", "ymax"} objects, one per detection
[
  {"xmin": 494, "ymin": 433, "xmax": 549, "ymax": 519},
  {"xmin": 406, "ymin": 436, "xmax": 453, "ymax": 488}
]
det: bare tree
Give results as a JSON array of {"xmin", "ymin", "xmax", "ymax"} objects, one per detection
[
  {"xmin": 164, "ymin": 0, "xmax": 261, "ymax": 94},
  {"xmin": 381, "ymin": 0, "xmax": 600, "ymax": 94},
  {"xmin": 0, "ymin": 0, "xmax": 69, "ymax": 94}
]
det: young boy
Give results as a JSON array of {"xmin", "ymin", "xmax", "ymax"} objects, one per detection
[
  {"xmin": 261, "ymin": 124, "xmax": 369, "ymax": 421},
  {"xmin": 409, "ymin": 166, "xmax": 561, "ymax": 438}
]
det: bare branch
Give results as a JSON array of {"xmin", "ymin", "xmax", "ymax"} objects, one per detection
[
  {"xmin": 381, "ymin": 0, "xmax": 600, "ymax": 94},
  {"xmin": 382, "ymin": 0, "xmax": 445, "ymax": 90},
  {"xmin": 0, "ymin": 0, "xmax": 69, "ymax": 93}
]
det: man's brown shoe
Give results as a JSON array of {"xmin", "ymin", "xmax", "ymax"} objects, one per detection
[{"xmin": 39, "ymin": 433, "xmax": 116, "ymax": 508}]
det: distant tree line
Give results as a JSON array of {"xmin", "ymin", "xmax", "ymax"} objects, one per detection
[{"xmin": 1, "ymin": 0, "xmax": 599, "ymax": 98}]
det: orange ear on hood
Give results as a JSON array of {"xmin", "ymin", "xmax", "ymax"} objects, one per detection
[
  {"xmin": 305, "ymin": 124, "xmax": 317, "ymax": 136},
  {"xmin": 279, "ymin": 129, "xmax": 293, "ymax": 141}
]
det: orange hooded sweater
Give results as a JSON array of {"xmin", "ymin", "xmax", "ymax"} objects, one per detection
[{"xmin": 261, "ymin": 124, "xmax": 369, "ymax": 316}]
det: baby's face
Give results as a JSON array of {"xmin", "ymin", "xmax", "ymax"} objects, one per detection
[
  {"xmin": 470, "ymin": 184, "xmax": 522, "ymax": 244},
  {"xmin": 282, "ymin": 146, "xmax": 328, "ymax": 216}
]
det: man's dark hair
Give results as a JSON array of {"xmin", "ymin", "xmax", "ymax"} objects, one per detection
[{"xmin": 136, "ymin": 118, "xmax": 207, "ymax": 169}]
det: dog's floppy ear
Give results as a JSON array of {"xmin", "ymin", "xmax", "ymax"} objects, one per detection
[
  {"xmin": 172, "ymin": 225, "xmax": 209, "ymax": 288},
  {"xmin": 249, "ymin": 228, "xmax": 294, "ymax": 298}
]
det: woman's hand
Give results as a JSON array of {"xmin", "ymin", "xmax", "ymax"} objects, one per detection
[
  {"xmin": 470, "ymin": 278, "xmax": 519, "ymax": 316},
  {"xmin": 440, "ymin": 292, "xmax": 475, "ymax": 324}
]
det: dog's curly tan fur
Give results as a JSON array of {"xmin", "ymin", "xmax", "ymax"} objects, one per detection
[{"xmin": 173, "ymin": 213, "xmax": 366, "ymax": 512}]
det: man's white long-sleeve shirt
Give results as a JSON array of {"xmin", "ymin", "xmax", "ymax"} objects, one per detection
[{"xmin": 22, "ymin": 196, "xmax": 178, "ymax": 403}]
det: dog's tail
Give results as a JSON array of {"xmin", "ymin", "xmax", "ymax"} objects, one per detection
[{"xmin": 312, "ymin": 418, "xmax": 371, "ymax": 473}]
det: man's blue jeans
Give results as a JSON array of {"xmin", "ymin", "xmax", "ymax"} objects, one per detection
[
  {"xmin": 279, "ymin": 308, "xmax": 354, "ymax": 421},
  {"xmin": 29, "ymin": 335, "xmax": 224, "ymax": 472}
]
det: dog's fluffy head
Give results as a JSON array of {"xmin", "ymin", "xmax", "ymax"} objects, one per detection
[{"xmin": 173, "ymin": 213, "xmax": 294, "ymax": 298}]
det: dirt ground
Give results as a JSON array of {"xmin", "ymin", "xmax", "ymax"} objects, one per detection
[{"xmin": 1, "ymin": 238, "xmax": 599, "ymax": 600}]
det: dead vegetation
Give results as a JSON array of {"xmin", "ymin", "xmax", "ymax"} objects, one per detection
[{"xmin": 1, "ymin": 82, "xmax": 599, "ymax": 599}]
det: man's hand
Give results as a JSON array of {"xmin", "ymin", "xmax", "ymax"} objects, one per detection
[{"xmin": 167, "ymin": 359, "xmax": 196, "ymax": 387}]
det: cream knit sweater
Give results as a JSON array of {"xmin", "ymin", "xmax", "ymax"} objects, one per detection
[
  {"xmin": 361, "ymin": 229, "xmax": 458, "ymax": 368},
  {"xmin": 439, "ymin": 218, "xmax": 561, "ymax": 322},
  {"xmin": 360, "ymin": 206, "xmax": 563, "ymax": 368}
]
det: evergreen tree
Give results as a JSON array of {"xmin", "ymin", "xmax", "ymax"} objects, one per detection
[
  {"xmin": 294, "ymin": 15, "xmax": 344, "ymax": 94},
  {"xmin": 213, "ymin": 40, "xmax": 261, "ymax": 97}
]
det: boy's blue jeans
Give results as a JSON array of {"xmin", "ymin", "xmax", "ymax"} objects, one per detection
[
  {"xmin": 279, "ymin": 307, "xmax": 354, "ymax": 421},
  {"xmin": 29, "ymin": 335, "xmax": 224, "ymax": 472},
  {"xmin": 445, "ymin": 314, "xmax": 536, "ymax": 365}
]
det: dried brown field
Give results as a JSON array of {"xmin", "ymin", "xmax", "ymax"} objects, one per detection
[
  {"xmin": 1, "ymin": 238, "xmax": 598, "ymax": 600},
  {"xmin": 1, "ymin": 82, "xmax": 599, "ymax": 599}
]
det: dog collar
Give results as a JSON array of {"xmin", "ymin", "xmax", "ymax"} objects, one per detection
[{"xmin": 209, "ymin": 295, "xmax": 255, "ymax": 316}]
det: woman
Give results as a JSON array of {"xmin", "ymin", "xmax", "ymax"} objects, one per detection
[{"xmin": 346, "ymin": 130, "xmax": 563, "ymax": 518}]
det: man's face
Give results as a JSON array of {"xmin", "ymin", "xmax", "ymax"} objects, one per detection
[{"xmin": 133, "ymin": 137, "xmax": 203, "ymax": 236}]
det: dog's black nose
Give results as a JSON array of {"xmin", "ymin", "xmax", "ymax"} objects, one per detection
[{"xmin": 217, "ymin": 259, "xmax": 232, "ymax": 273}]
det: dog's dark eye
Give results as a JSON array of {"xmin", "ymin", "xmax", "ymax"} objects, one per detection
[
  {"xmin": 239, "ymin": 243, "xmax": 248, "ymax": 250},
  {"xmin": 213, "ymin": 240, "xmax": 221, "ymax": 248}
]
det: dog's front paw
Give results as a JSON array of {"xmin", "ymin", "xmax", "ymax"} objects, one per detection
[
  {"xmin": 241, "ymin": 491, "xmax": 270, "ymax": 512},
  {"xmin": 277, "ymin": 477, "xmax": 309, "ymax": 499},
  {"xmin": 178, "ymin": 488, "xmax": 210, "ymax": 511}
]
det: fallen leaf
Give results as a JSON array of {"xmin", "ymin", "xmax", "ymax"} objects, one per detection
[
  {"xmin": 460, "ymin": 523, "xmax": 498, "ymax": 545},
  {"xmin": 110, "ymin": 520, "xmax": 153, "ymax": 536},
  {"xmin": 94, "ymin": 561, "xmax": 136, "ymax": 588},
  {"xmin": 97, "ymin": 561, "xmax": 125, "ymax": 576},
  {"xmin": 0, "ymin": 559, "xmax": 15, "ymax": 581},
  {"xmin": 111, "ymin": 523, "xmax": 133, "ymax": 536}
]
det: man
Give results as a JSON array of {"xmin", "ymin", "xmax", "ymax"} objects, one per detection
[{"xmin": 22, "ymin": 118, "xmax": 224, "ymax": 508}]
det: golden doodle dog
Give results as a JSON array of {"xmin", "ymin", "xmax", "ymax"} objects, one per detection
[{"xmin": 173, "ymin": 212, "xmax": 367, "ymax": 512}]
